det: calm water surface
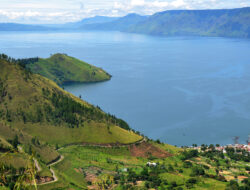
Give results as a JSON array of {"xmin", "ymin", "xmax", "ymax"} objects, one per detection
[{"xmin": 1, "ymin": 31, "xmax": 250, "ymax": 146}]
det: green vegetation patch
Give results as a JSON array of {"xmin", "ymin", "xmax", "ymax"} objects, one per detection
[{"xmin": 25, "ymin": 53, "xmax": 111, "ymax": 85}]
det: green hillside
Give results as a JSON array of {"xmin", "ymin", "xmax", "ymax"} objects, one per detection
[
  {"xmin": 0, "ymin": 55, "xmax": 141, "ymax": 155},
  {"xmin": 0, "ymin": 55, "xmax": 249, "ymax": 190},
  {"xmin": 24, "ymin": 53, "xmax": 111, "ymax": 85}
]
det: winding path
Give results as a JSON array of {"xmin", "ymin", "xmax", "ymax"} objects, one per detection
[
  {"xmin": 36, "ymin": 155, "xmax": 64, "ymax": 186},
  {"xmin": 17, "ymin": 146, "xmax": 61, "ymax": 186},
  {"xmin": 33, "ymin": 158, "xmax": 42, "ymax": 173},
  {"xmin": 36, "ymin": 137, "xmax": 145, "ymax": 186}
]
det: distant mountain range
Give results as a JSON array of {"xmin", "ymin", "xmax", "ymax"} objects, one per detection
[
  {"xmin": 127, "ymin": 7, "xmax": 250, "ymax": 38},
  {"xmin": 0, "ymin": 23, "xmax": 49, "ymax": 31},
  {"xmin": 40, "ymin": 16, "xmax": 121, "ymax": 29},
  {"xmin": 0, "ymin": 7, "xmax": 250, "ymax": 38},
  {"xmin": 80, "ymin": 13, "xmax": 148, "ymax": 31}
]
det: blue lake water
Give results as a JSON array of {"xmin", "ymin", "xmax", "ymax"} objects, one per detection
[{"xmin": 1, "ymin": 31, "xmax": 250, "ymax": 146}]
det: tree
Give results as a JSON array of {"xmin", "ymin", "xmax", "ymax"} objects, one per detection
[
  {"xmin": 201, "ymin": 144, "xmax": 207, "ymax": 151},
  {"xmin": 181, "ymin": 150, "xmax": 198, "ymax": 160},
  {"xmin": 191, "ymin": 167, "xmax": 205, "ymax": 176},
  {"xmin": 216, "ymin": 169, "xmax": 219, "ymax": 176},
  {"xmin": 209, "ymin": 144, "xmax": 215, "ymax": 151},
  {"xmin": 226, "ymin": 180, "xmax": 239, "ymax": 190},
  {"xmin": 156, "ymin": 139, "xmax": 161, "ymax": 144},
  {"xmin": 28, "ymin": 145, "xmax": 32, "ymax": 155},
  {"xmin": 12, "ymin": 135, "xmax": 19, "ymax": 149}
]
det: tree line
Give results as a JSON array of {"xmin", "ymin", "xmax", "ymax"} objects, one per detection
[{"xmin": 0, "ymin": 53, "xmax": 38, "ymax": 68}]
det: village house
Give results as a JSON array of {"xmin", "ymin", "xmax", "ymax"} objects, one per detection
[{"xmin": 147, "ymin": 162, "xmax": 157, "ymax": 167}]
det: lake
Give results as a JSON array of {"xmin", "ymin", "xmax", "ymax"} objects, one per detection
[{"xmin": 1, "ymin": 31, "xmax": 250, "ymax": 146}]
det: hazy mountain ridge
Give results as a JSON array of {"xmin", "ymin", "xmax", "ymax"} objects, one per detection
[
  {"xmin": 0, "ymin": 7, "xmax": 249, "ymax": 38},
  {"xmin": 127, "ymin": 7, "xmax": 250, "ymax": 38},
  {"xmin": 41, "ymin": 16, "xmax": 121, "ymax": 29},
  {"xmin": 80, "ymin": 13, "xmax": 148, "ymax": 31},
  {"xmin": 79, "ymin": 7, "xmax": 250, "ymax": 38},
  {"xmin": 0, "ymin": 23, "xmax": 51, "ymax": 31}
]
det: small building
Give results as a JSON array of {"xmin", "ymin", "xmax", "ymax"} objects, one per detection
[
  {"xmin": 147, "ymin": 162, "xmax": 157, "ymax": 167},
  {"xmin": 121, "ymin": 168, "xmax": 128, "ymax": 172}
]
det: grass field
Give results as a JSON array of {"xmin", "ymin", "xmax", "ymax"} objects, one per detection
[
  {"xmin": 18, "ymin": 122, "xmax": 142, "ymax": 146},
  {"xmin": 26, "ymin": 53, "xmax": 111, "ymax": 85},
  {"xmin": 0, "ymin": 153, "xmax": 29, "ymax": 169}
]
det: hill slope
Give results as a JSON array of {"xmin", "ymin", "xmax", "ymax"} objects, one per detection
[
  {"xmin": 0, "ymin": 23, "xmax": 50, "ymax": 31},
  {"xmin": 81, "ymin": 13, "xmax": 148, "ymax": 31},
  {"xmin": 76, "ymin": 16, "xmax": 120, "ymax": 26},
  {"xmin": 24, "ymin": 53, "xmax": 111, "ymax": 85},
  {"xmin": 0, "ymin": 56, "xmax": 141, "ymax": 149},
  {"xmin": 80, "ymin": 7, "xmax": 250, "ymax": 38},
  {"xmin": 128, "ymin": 7, "xmax": 250, "ymax": 38}
]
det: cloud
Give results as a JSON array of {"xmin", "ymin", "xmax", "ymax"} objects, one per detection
[
  {"xmin": 0, "ymin": 0, "xmax": 249, "ymax": 24},
  {"xmin": 131, "ymin": 0, "xmax": 144, "ymax": 6},
  {"xmin": 171, "ymin": 0, "xmax": 186, "ymax": 8},
  {"xmin": 111, "ymin": 0, "xmax": 189, "ymax": 16}
]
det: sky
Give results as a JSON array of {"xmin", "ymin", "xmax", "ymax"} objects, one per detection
[{"xmin": 0, "ymin": 0, "xmax": 250, "ymax": 24}]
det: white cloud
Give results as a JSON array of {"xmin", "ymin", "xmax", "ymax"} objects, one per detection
[
  {"xmin": 171, "ymin": 0, "xmax": 186, "ymax": 8},
  {"xmin": 151, "ymin": 1, "xmax": 169, "ymax": 7},
  {"xmin": 0, "ymin": 0, "xmax": 249, "ymax": 24},
  {"xmin": 131, "ymin": 0, "xmax": 145, "ymax": 6}
]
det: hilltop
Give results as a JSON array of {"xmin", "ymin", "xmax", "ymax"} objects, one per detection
[{"xmin": 23, "ymin": 53, "xmax": 111, "ymax": 85}]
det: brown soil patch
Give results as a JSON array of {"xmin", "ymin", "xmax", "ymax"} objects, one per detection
[
  {"xmin": 87, "ymin": 185, "xmax": 99, "ymax": 190},
  {"xmin": 136, "ymin": 181, "xmax": 144, "ymax": 186},
  {"xmin": 224, "ymin": 176, "xmax": 235, "ymax": 181},
  {"xmin": 129, "ymin": 142, "xmax": 172, "ymax": 158},
  {"xmin": 196, "ymin": 162, "xmax": 212, "ymax": 169},
  {"xmin": 86, "ymin": 173, "xmax": 99, "ymax": 184},
  {"xmin": 36, "ymin": 176, "xmax": 54, "ymax": 184},
  {"xmin": 74, "ymin": 168, "xmax": 80, "ymax": 174},
  {"xmin": 221, "ymin": 171, "xmax": 231, "ymax": 175},
  {"xmin": 84, "ymin": 167, "xmax": 102, "ymax": 183},
  {"xmin": 238, "ymin": 176, "xmax": 248, "ymax": 180},
  {"xmin": 231, "ymin": 168, "xmax": 240, "ymax": 173}
]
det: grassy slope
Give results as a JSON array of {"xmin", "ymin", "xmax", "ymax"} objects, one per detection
[
  {"xmin": 0, "ymin": 122, "xmax": 59, "ymax": 164},
  {"xmin": 26, "ymin": 53, "xmax": 111, "ymax": 85},
  {"xmin": 0, "ymin": 59, "xmax": 141, "ymax": 163},
  {"xmin": 19, "ymin": 122, "xmax": 141, "ymax": 146}
]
